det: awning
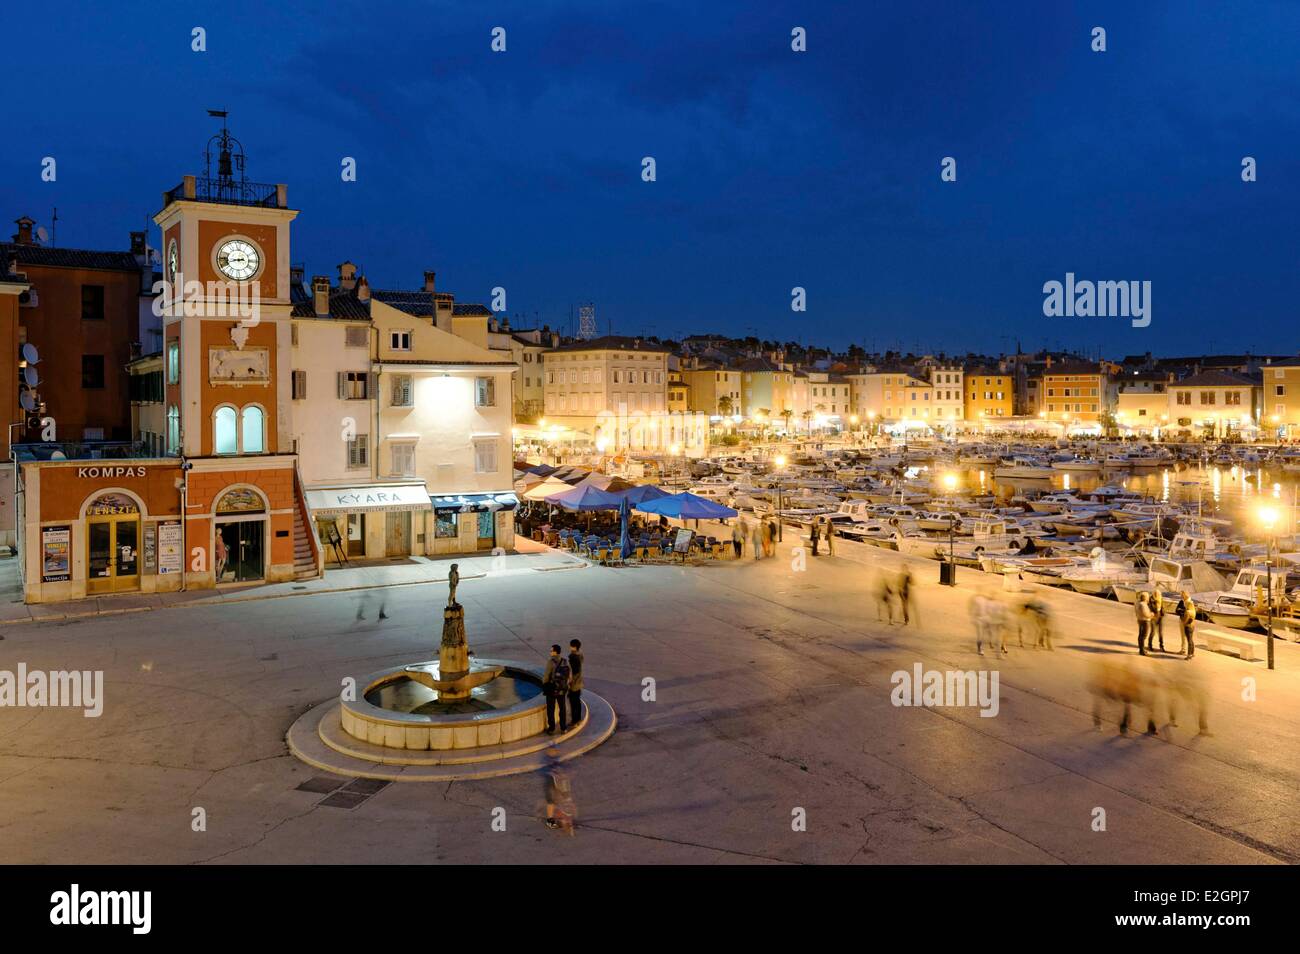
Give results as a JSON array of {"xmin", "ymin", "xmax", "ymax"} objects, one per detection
[
  {"xmin": 431, "ymin": 492, "xmax": 519, "ymax": 512},
  {"xmin": 305, "ymin": 483, "xmax": 432, "ymax": 516}
]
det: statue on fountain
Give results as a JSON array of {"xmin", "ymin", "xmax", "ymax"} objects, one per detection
[{"xmin": 401, "ymin": 564, "xmax": 502, "ymax": 702}]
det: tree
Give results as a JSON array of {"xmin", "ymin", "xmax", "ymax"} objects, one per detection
[{"xmin": 718, "ymin": 395, "xmax": 734, "ymax": 416}]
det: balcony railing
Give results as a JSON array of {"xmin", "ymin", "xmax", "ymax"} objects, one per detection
[{"xmin": 165, "ymin": 176, "xmax": 282, "ymax": 208}]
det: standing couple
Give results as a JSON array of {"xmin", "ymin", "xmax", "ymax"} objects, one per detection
[{"xmin": 543, "ymin": 639, "xmax": 585, "ymax": 733}]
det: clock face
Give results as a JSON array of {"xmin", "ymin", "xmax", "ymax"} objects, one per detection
[
  {"xmin": 167, "ymin": 240, "xmax": 178, "ymax": 282},
  {"xmin": 215, "ymin": 239, "xmax": 260, "ymax": 281}
]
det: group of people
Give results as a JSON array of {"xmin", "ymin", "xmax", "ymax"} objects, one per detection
[
  {"xmin": 807, "ymin": 516, "xmax": 837, "ymax": 557},
  {"xmin": 730, "ymin": 515, "xmax": 779, "ymax": 559},
  {"xmin": 968, "ymin": 588, "xmax": 1055, "ymax": 655},
  {"xmin": 542, "ymin": 639, "xmax": 585, "ymax": 734},
  {"xmin": 1133, "ymin": 589, "xmax": 1196, "ymax": 658}
]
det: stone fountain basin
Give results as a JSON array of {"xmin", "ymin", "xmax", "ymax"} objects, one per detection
[{"xmin": 341, "ymin": 658, "xmax": 550, "ymax": 751}]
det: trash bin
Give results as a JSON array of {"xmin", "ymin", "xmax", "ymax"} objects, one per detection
[
  {"xmin": 939, "ymin": 561, "xmax": 957, "ymax": 586},
  {"xmin": 1002, "ymin": 568, "xmax": 1022, "ymax": 593}
]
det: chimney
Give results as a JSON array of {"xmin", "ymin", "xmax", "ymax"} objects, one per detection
[
  {"xmin": 12, "ymin": 217, "xmax": 35, "ymax": 245},
  {"xmin": 290, "ymin": 265, "xmax": 305, "ymax": 288},
  {"xmin": 356, "ymin": 276, "xmax": 371, "ymax": 303},
  {"xmin": 312, "ymin": 275, "xmax": 331, "ymax": 317},
  {"xmin": 338, "ymin": 260, "xmax": 357, "ymax": 291},
  {"xmin": 424, "ymin": 270, "xmax": 436, "ymax": 293},
  {"xmin": 129, "ymin": 230, "xmax": 146, "ymax": 258},
  {"xmin": 501, "ymin": 316, "xmax": 510, "ymax": 331}
]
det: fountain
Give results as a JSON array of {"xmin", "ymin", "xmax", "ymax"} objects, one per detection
[{"xmin": 287, "ymin": 565, "xmax": 616, "ymax": 781}]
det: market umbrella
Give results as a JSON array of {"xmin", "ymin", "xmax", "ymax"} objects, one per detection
[
  {"xmin": 618, "ymin": 483, "xmax": 671, "ymax": 505},
  {"xmin": 543, "ymin": 483, "xmax": 625, "ymax": 512},
  {"xmin": 521, "ymin": 476, "xmax": 574, "ymax": 501},
  {"xmin": 635, "ymin": 491, "xmax": 738, "ymax": 520},
  {"xmin": 618, "ymin": 495, "xmax": 634, "ymax": 560}
]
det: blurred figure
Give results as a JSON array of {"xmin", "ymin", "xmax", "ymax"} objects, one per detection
[
  {"xmin": 732, "ymin": 517, "xmax": 746, "ymax": 559},
  {"xmin": 970, "ymin": 590, "xmax": 988, "ymax": 655},
  {"xmin": 542, "ymin": 749, "xmax": 576, "ymax": 835},
  {"xmin": 1088, "ymin": 657, "xmax": 1159, "ymax": 736},
  {"xmin": 1166, "ymin": 665, "xmax": 1211, "ymax": 737},
  {"xmin": 898, "ymin": 568, "xmax": 916, "ymax": 626},
  {"xmin": 825, "ymin": 516, "xmax": 836, "ymax": 556},
  {"xmin": 876, "ymin": 571, "xmax": 896, "ymax": 623},
  {"xmin": 1022, "ymin": 597, "xmax": 1054, "ymax": 650},
  {"xmin": 809, "ymin": 519, "xmax": 820, "ymax": 557},
  {"xmin": 751, "ymin": 518, "xmax": 763, "ymax": 560},
  {"xmin": 1177, "ymin": 589, "xmax": 1196, "ymax": 658}
]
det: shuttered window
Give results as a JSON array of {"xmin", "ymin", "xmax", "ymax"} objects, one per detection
[
  {"xmin": 345, "ymin": 326, "xmax": 368, "ymax": 348},
  {"xmin": 292, "ymin": 369, "xmax": 307, "ymax": 400},
  {"xmin": 391, "ymin": 374, "xmax": 413, "ymax": 407},
  {"xmin": 347, "ymin": 434, "xmax": 368, "ymax": 469}
]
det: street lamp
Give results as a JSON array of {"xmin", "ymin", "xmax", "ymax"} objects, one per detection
[
  {"xmin": 1257, "ymin": 503, "xmax": 1279, "ymax": 670},
  {"xmin": 940, "ymin": 472, "xmax": 959, "ymax": 585},
  {"xmin": 773, "ymin": 453, "xmax": 787, "ymax": 542}
]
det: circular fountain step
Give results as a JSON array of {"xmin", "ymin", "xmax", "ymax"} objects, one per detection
[{"xmin": 286, "ymin": 691, "xmax": 617, "ymax": 782}]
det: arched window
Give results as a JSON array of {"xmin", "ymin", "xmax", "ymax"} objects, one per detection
[
  {"xmin": 214, "ymin": 406, "xmax": 237, "ymax": 455},
  {"xmin": 241, "ymin": 405, "xmax": 265, "ymax": 453}
]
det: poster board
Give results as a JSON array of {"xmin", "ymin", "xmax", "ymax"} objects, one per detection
[
  {"xmin": 157, "ymin": 521, "xmax": 182, "ymax": 575},
  {"xmin": 143, "ymin": 522, "xmax": 158, "ymax": 574},
  {"xmin": 672, "ymin": 528, "xmax": 695, "ymax": 554},
  {"xmin": 41, "ymin": 525, "xmax": 70, "ymax": 582}
]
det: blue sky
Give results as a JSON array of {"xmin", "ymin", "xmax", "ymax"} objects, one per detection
[{"xmin": 4, "ymin": 1, "xmax": 1298, "ymax": 354}]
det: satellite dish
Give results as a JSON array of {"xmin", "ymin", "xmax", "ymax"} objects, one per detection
[
  {"xmin": 35, "ymin": 226, "xmax": 48, "ymax": 244},
  {"xmin": 21, "ymin": 343, "xmax": 39, "ymax": 365},
  {"xmin": 19, "ymin": 393, "xmax": 36, "ymax": 412},
  {"xmin": 22, "ymin": 366, "xmax": 38, "ymax": 387}
]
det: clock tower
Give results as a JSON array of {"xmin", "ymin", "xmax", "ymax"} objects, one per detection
[{"xmin": 152, "ymin": 117, "xmax": 318, "ymax": 588}]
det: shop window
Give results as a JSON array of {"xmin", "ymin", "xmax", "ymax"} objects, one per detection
[
  {"xmin": 241, "ymin": 406, "xmax": 265, "ymax": 453},
  {"xmin": 214, "ymin": 406, "xmax": 238, "ymax": 454},
  {"xmin": 435, "ymin": 511, "xmax": 458, "ymax": 538}
]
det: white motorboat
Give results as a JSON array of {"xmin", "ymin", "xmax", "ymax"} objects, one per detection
[
  {"xmin": 994, "ymin": 457, "xmax": 1055, "ymax": 479},
  {"xmin": 1114, "ymin": 557, "xmax": 1226, "ymax": 606}
]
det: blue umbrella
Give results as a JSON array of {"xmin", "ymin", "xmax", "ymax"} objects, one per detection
[
  {"xmin": 543, "ymin": 483, "xmax": 624, "ymax": 512},
  {"xmin": 635, "ymin": 492, "xmax": 738, "ymax": 520},
  {"xmin": 618, "ymin": 495, "xmax": 633, "ymax": 560},
  {"xmin": 618, "ymin": 483, "xmax": 671, "ymax": 505}
]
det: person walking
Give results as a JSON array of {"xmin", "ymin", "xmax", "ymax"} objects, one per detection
[
  {"xmin": 732, "ymin": 517, "xmax": 746, "ymax": 559},
  {"xmin": 809, "ymin": 519, "xmax": 820, "ymax": 557},
  {"xmin": 970, "ymin": 591, "xmax": 988, "ymax": 655},
  {"xmin": 543, "ymin": 644, "xmax": 570, "ymax": 734},
  {"xmin": 567, "ymin": 639, "xmax": 584, "ymax": 727},
  {"xmin": 898, "ymin": 568, "xmax": 916, "ymax": 626},
  {"xmin": 1135, "ymin": 592, "xmax": 1153, "ymax": 655},
  {"xmin": 824, "ymin": 517, "xmax": 836, "ymax": 556},
  {"xmin": 751, "ymin": 518, "xmax": 763, "ymax": 560},
  {"xmin": 1151, "ymin": 588, "xmax": 1167, "ymax": 652},
  {"xmin": 1177, "ymin": 589, "xmax": 1196, "ymax": 658},
  {"xmin": 764, "ymin": 518, "xmax": 777, "ymax": 558},
  {"xmin": 877, "ymin": 571, "xmax": 896, "ymax": 624}
]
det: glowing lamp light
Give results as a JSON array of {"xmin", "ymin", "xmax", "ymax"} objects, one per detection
[
  {"xmin": 943, "ymin": 472, "xmax": 958, "ymax": 491},
  {"xmin": 670, "ymin": 444, "xmax": 680, "ymax": 456},
  {"xmin": 1257, "ymin": 503, "xmax": 1280, "ymax": 533},
  {"xmin": 774, "ymin": 454, "xmax": 788, "ymax": 469},
  {"xmin": 595, "ymin": 437, "xmax": 608, "ymax": 452}
]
